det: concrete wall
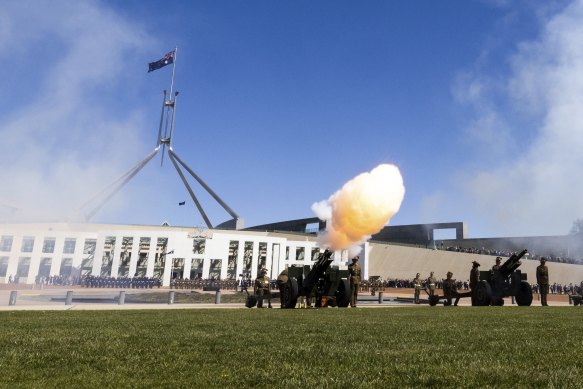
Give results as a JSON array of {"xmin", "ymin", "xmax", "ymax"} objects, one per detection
[{"xmin": 368, "ymin": 243, "xmax": 583, "ymax": 285}]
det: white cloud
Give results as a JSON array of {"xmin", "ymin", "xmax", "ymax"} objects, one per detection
[{"xmin": 0, "ymin": 1, "xmax": 154, "ymax": 222}]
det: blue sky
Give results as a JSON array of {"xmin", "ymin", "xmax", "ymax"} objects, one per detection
[{"xmin": 1, "ymin": 0, "xmax": 583, "ymax": 238}]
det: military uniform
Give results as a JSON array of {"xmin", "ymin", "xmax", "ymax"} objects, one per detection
[
  {"xmin": 443, "ymin": 272, "xmax": 460, "ymax": 306},
  {"xmin": 492, "ymin": 257, "xmax": 502, "ymax": 272},
  {"xmin": 255, "ymin": 269, "xmax": 272, "ymax": 308},
  {"xmin": 348, "ymin": 256, "xmax": 361, "ymax": 307},
  {"xmin": 469, "ymin": 261, "xmax": 480, "ymax": 290},
  {"xmin": 276, "ymin": 268, "xmax": 289, "ymax": 308},
  {"xmin": 413, "ymin": 273, "xmax": 422, "ymax": 304},
  {"xmin": 427, "ymin": 272, "xmax": 436, "ymax": 297},
  {"xmin": 536, "ymin": 258, "xmax": 549, "ymax": 306}
]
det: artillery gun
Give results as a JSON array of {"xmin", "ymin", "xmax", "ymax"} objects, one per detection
[
  {"xmin": 473, "ymin": 249, "xmax": 532, "ymax": 306},
  {"xmin": 280, "ymin": 249, "xmax": 351, "ymax": 308}
]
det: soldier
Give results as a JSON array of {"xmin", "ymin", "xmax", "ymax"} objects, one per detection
[
  {"xmin": 469, "ymin": 261, "xmax": 480, "ymax": 290},
  {"xmin": 413, "ymin": 273, "xmax": 422, "ymax": 304},
  {"xmin": 254, "ymin": 268, "xmax": 272, "ymax": 308},
  {"xmin": 443, "ymin": 271, "xmax": 460, "ymax": 306},
  {"xmin": 276, "ymin": 268, "xmax": 289, "ymax": 308},
  {"xmin": 427, "ymin": 272, "xmax": 436, "ymax": 297},
  {"xmin": 536, "ymin": 257, "xmax": 549, "ymax": 306},
  {"xmin": 348, "ymin": 256, "xmax": 361, "ymax": 308},
  {"xmin": 492, "ymin": 257, "xmax": 502, "ymax": 271}
]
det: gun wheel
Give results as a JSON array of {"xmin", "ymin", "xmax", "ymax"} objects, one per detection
[
  {"xmin": 282, "ymin": 278, "xmax": 299, "ymax": 308},
  {"xmin": 515, "ymin": 281, "xmax": 533, "ymax": 306},
  {"xmin": 335, "ymin": 279, "xmax": 351, "ymax": 308},
  {"xmin": 473, "ymin": 280, "xmax": 492, "ymax": 306}
]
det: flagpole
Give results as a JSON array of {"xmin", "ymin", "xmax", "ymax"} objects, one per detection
[{"xmin": 169, "ymin": 46, "xmax": 177, "ymax": 98}]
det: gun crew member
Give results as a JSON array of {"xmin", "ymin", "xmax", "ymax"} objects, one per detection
[
  {"xmin": 413, "ymin": 273, "xmax": 422, "ymax": 304},
  {"xmin": 254, "ymin": 268, "xmax": 272, "ymax": 308},
  {"xmin": 348, "ymin": 256, "xmax": 361, "ymax": 308}
]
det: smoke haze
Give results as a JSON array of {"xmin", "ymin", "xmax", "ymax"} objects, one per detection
[{"xmin": 0, "ymin": 1, "xmax": 153, "ymax": 223}]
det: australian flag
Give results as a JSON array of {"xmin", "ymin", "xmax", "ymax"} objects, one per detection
[{"xmin": 148, "ymin": 50, "xmax": 175, "ymax": 73}]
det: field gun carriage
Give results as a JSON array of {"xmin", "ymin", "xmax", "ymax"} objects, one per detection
[
  {"xmin": 280, "ymin": 249, "xmax": 351, "ymax": 308},
  {"xmin": 429, "ymin": 249, "xmax": 533, "ymax": 306},
  {"xmin": 473, "ymin": 249, "xmax": 532, "ymax": 306}
]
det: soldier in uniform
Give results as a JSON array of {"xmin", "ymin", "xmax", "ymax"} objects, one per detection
[
  {"xmin": 254, "ymin": 268, "xmax": 272, "ymax": 308},
  {"xmin": 413, "ymin": 273, "xmax": 422, "ymax": 304},
  {"xmin": 348, "ymin": 256, "xmax": 361, "ymax": 308},
  {"xmin": 469, "ymin": 261, "xmax": 480, "ymax": 290},
  {"xmin": 276, "ymin": 268, "xmax": 289, "ymax": 308},
  {"xmin": 427, "ymin": 272, "xmax": 436, "ymax": 297},
  {"xmin": 536, "ymin": 257, "xmax": 549, "ymax": 306},
  {"xmin": 492, "ymin": 257, "xmax": 502, "ymax": 272},
  {"xmin": 443, "ymin": 271, "xmax": 461, "ymax": 306}
]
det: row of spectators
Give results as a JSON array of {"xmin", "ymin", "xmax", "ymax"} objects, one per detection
[
  {"xmin": 362, "ymin": 277, "xmax": 583, "ymax": 295},
  {"xmin": 441, "ymin": 245, "xmax": 583, "ymax": 265},
  {"xmin": 80, "ymin": 275, "xmax": 162, "ymax": 289}
]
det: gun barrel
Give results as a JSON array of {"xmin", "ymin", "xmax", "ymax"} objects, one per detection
[
  {"xmin": 303, "ymin": 250, "xmax": 333, "ymax": 290},
  {"xmin": 499, "ymin": 249, "xmax": 528, "ymax": 276}
]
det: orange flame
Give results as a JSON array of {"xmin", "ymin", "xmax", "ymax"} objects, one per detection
[{"xmin": 312, "ymin": 164, "xmax": 405, "ymax": 251}]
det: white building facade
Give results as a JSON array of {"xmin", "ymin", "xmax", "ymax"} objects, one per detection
[{"xmin": 0, "ymin": 223, "xmax": 368, "ymax": 286}]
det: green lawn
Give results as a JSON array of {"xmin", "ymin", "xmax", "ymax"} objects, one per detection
[{"xmin": 1, "ymin": 307, "xmax": 582, "ymax": 388}]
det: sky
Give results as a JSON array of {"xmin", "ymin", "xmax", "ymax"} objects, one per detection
[{"xmin": 1, "ymin": 0, "xmax": 583, "ymax": 238}]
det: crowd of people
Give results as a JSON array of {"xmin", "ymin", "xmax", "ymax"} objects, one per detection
[
  {"xmin": 441, "ymin": 245, "xmax": 583, "ymax": 265},
  {"xmin": 361, "ymin": 276, "xmax": 582, "ymax": 296}
]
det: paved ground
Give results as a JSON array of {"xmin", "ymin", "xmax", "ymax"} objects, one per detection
[{"xmin": 0, "ymin": 286, "xmax": 573, "ymax": 310}]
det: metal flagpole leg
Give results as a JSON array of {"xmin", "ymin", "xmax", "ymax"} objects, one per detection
[
  {"xmin": 169, "ymin": 149, "xmax": 239, "ymax": 220},
  {"xmin": 168, "ymin": 151, "xmax": 213, "ymax": 228}
]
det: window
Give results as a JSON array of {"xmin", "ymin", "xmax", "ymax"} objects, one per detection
[
  {"xmin": 209, "ymin": 259, "xmax": 222, "ymax": 280},
  {"xmin": 227, "ymin": 241, "xmax": 239, "ymax": 280},
  {"xmin": 42, "ymin": 238, "xmax": 56, "ymax": 254},
  {"xmin": 311, "ymin": 248, "xmax": 321, "ymax": 261},
  {"xmin": 0, "ymin": 236, "xmax": 13, "ymax": 252},
  {"xmin": 84, "ymin": 239, "xmax": 96, "ymax": 254},
  {"xmin": 38, "ymin": 258, "xmax": 52, "ymax": 278},
  {"xmin": 81, "ymin": 239, "xmax": 97, "ymax": 276},
  {"xmin": 21, "ymin": 237, "xmax": 34, "ymax": 253},
  {"xmin": 243, "ymin": 241, "xmax": 253, "ymax": 275},
  {"xmin": 100, "ymin": 236, "xmax": 116, "ymax": 276},
  {"xmin": 60, "ymin": 258, "xmax": 73, "ymax": 277},
  {"xmin": 0, "ymin": 257, "xmax": 8, "ymax": 277},
  {"xmin": 257, "ymin": 242, "xmax": 267, "ymax": 274},
  {"xmin": 296, "ymin": 247, "xmax": 305, "ymax": 261},
  {"xmin": 17, "ymin": 257, "xmax": 31, "ymax": 277},
  {"xmin": 193, "ymin": 238, "xmax": 205, "ymax": 254},
  {"xmin": 190, "ymin": 258, "xmax": 203, "ymax": 279},
  {"xmin": 63, "ymin": 238, "xmax": 76, "ymax": 254}
]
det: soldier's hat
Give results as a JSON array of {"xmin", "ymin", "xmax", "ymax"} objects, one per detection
[
  {"xmin": 472, "ymin": 261, "xmax": 480, "ymax": 266},
  {"xmin": 540, "ymin": 257, "xmax": 547, "ymax": 263},
  {"xmin": 352, "ymin": 256, "xmax": 359, "ymax": 261}
]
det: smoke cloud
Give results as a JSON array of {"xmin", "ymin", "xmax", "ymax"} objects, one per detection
[
  {"xmin": 312, "ymin": 164, "xmax": 405, "ymax": 251},
  {"xmin": 0, "ymin": 1, "xmax": 153, "ymax": 223},
  {"xmin": 449, "ymin": 0, "xmax": 583, "ymax": 236}
]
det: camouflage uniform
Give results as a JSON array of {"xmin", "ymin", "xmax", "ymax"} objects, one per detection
[
  {"xmin": 348, "ymin": 256, "xmax": 361, "ymax": 308},
  {"xmin": 492, "ymin": 257, "xmax": 502, "ymax": 272},
  {"xmin": 427, "ymin": 272, "xmax": 436, "ymax": 297},
  {"xmin": 536, "ymin": 258, "xmax": 549, "ymax": 306},
  {"xmin": 413, "ymin": 273, "xmax": 422, "ymax": 304},
  {"xmin": 443, "ymin": 272, "xmax": 460, "ymax": 306},
  {"xmin": 469, "ymin": 261, "xmax": 480, "ymax": 290},
  {"xmin": 255, "ymin": 269, "xmax": 272, "ymax": 308},
  {"xmin": 276, "ymin": 268, "xmax": 289, "ymax": 308}
]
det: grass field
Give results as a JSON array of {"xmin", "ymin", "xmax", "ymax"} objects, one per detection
[{"xmin": 1, "ymin": 307, "xmax": 582, "ymax": 388}]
